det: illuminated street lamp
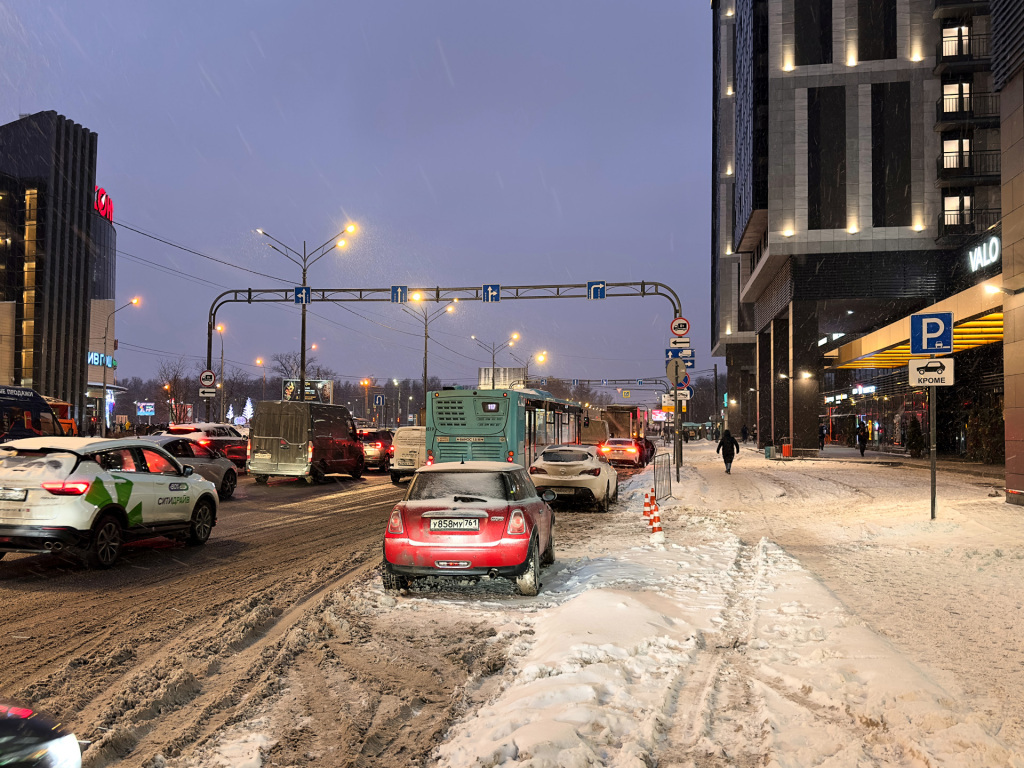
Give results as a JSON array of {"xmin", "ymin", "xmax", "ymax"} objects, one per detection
[
  {"xmin": 361, "ymin": 378, "xmax": 372, "ymax": 420},
  {"xmin": 402, "ymin": 296, "xmax": 456, "ymax": 406},
  {"xmin": 510, "ymin": 350, "xmax": 548, "ymax": 385},
  {"xmin": 102, "ymin": 297, "xmax": 139, "ymax": 436},
  {"xmin": 255, "ymin": 358, "xmax": 266, "ymax": 400},
  {"xmin": 255, "ymin": 223, "xmax": 357, "ymax": 414},
  {"xmin": 217, "ymin": 324, "xmax": 227, "ymax": 422},
  {"xmin": 471, "ymin": 332, "xmax": 520, "ymax": 389}
]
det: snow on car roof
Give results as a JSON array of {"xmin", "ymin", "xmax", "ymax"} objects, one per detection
[
  {"xmin": 417, "ymin": 461, "xmax": 525, "ymax": 473},
  {"xmin": 0, "ymin": 437, "xmax": 148, "ymax": 453}
]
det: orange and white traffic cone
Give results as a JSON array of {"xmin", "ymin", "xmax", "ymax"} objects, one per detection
[
  {"xmin": 650, "ymin": 503, "xmax": 662, "ymax": 533},
  {"xmin": 643, "ymin": 492, "xmax": 651, "ymax": 522}
]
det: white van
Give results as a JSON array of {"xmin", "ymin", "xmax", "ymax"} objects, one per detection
[{"xmin": 390, "ymin": 426, "xmax": 427, "ymax": 483}]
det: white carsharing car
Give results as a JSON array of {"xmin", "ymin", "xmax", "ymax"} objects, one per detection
[
  {"xmin": 0, "ymin": 438, "xmax": 218, "ymax": 568},
  {"xmin": 528, "ymin": 444, "xmax": 619, "ymax": 511}
]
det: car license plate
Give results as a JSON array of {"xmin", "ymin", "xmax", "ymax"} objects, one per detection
[
  {"xmin": 398, "ymin": 459, "xmax": 413, "ymax": 466},
  {"xmin": 0, "ymin": 488, "xmax": 27, "ymax": 501},
  {"xmin": 254, "ymin": 452, "xmax": 272, "ymax": 460},
  {"xmin": 429, "ymin": 518, "xmax": 479, "ymax": 531}
]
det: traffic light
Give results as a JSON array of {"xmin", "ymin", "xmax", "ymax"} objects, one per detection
[{"xmin": 583, "ymin": 414, "xmax": 590, "ymax": 427}]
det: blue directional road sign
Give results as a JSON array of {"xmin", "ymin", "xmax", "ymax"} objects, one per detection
[
  {"xmin": 571, "ymin": 379, "xmax": 579, "ymax": 386},
  {"xmin": 540, "ymin": 378, "xmax": 548, "ymax": 386},
  {"xmin": 374, "ymin": 394, "xmax": 384, "ymax": 406},
  {"xmin": 636, "ymin": 379, "xmax": 644, "ymax": 385},
  {"xmin": 910, "ymin": 312, "xmax": 954, "ymax": 354},
  {"xmin": 601, "ymin": 379, "xmax": 608, "ymax": 385},
  {"xmin": 294, "ymin": 286, "xmax": 311, "ymax": 305},
  {"xmin": 483, "ymin": 284, "xmax": 501, "ymax": 303},
  {"xmin": 587, "ymin": 281, "xmax": 606, "ymax": 300},
  {"xmin": 390, "ymin": 286, "xmax": 408, "ymax": 304},
  {"xmin": 666, "ymin": 349, "xmax": 689, "ymax": 359},
  {"xmin": 677, "ymin": 348, "xmax": 694, "ymax": 358},
  {"xmin": 684, "ymin": 359, "xmax": 695, "ymax": 369}
]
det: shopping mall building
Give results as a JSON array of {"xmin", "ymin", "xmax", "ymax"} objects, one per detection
[
  {"xmin": 711, "ymin": 0, "xmax": 1024, "ymax": 498},
  {"xmin": 0, "ymin": 111, "xmax": 119, "ymax": 429}
]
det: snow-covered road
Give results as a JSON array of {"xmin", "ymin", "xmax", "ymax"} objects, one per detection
[{"xmin": 194, "ymin": 443, "xmax": 1024, "ymax": 767}]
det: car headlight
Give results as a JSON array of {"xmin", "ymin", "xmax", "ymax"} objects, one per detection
[{"xmin": 45, "ymin": 733, "xmax": 83, "ymax": 767}]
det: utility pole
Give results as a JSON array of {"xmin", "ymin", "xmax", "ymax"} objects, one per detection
[{"xmin": 713, "ymin": 363, "xmax": 719, "ymax": 432}]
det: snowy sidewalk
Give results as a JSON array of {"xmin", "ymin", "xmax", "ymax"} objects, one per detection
[{"xmin": 766, "ymin": 442, "xmax": 1005, "ymax": 481}]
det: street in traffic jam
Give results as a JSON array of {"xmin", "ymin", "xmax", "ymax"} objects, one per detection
[{"xmin": 2, "ymin": 3, "xmax": 1024, "ymax": 767}]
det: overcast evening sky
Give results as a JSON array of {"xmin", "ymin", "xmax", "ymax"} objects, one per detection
[{"xmin": 4, "ymin": 1, "xmax": 711, "ymax": 400}]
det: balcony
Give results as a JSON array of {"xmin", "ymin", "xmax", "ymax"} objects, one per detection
[
  {"xmin": 933, "ymin": 0, "xmax": 990, "ymax": 20},
  {"xmin": 934, "ymin": 92, "xmax": 1000, "ymax": 131},
  {"xmin": 935, "ymin": 149, "xmax": 1000, "ymax": 187},
  {"xmin": 934, "ymin": 34, "xmax": 991, "ymax": 74},
  {"xmin": 937, "ymin": 209, "xmax": 1000, "ymax": 242}
]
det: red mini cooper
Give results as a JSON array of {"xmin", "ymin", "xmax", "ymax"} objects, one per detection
[{"xmin": 382, "ymin": 461, "xmax": 557, "ymax": 595}]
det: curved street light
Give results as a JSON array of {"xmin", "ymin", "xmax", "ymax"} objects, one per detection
[
  {"xmin": 402, "ymin": 296, "xmax": 457, "ymax": 405},
  {"xmin": 510, "ymin": 350, "xmax": 548, "ymax": 386},
  {"xmin": 102, "ymin": 297, "xmax": 140, "ymax": 436},
  {"xmin": 471, "ymin": 332, "xmax": 520, "ymax": 389}
]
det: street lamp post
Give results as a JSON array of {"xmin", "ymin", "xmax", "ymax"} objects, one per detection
[
  {"xmin": 402, "ymin": 294, "xmax": 456, "ymax": 407},
  {"xmin": 102, "ymin": 297, "xmax": 139, "ymax": 436},
  {"xmin": 255, "ymin": 223, "xmax": 357, "ymax": 416},
  {"xmin": 256, "ymin": 358, "xmax": 266, "ymax": 400},
  {"xmin": 510, "ymin": 350, "xmax": 547, "ymax": 387},
  {"xmin": 471, "ymin": 333, "xmax": 520, "ymax": 389},
  {"xmin": 217, "ymin": 324, "xmax": 226, "ymax": 422}
]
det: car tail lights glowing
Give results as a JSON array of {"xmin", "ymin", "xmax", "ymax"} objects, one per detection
[
  {"xmin": 308, "ymin": 441, "xmax": 314, "ymax": 464},
  {"xmin": 375, "ymin": 442, "xmax": 382, "ymax": 449},
  {"xmin": 529, "ymin": 466, "xmax": 547, "ymax": 474},
  {"xmin": 426, "ymin": 450, "xmax": 434, "ymax": 466},
  {"xmin": 0, "ymin": 705, "xmax": 33, "ymax": 718},
  {"xmin": 581, "ymin": 467, "xmax": 601, "ymax": 476},
  {"xmin": 626, "ymin": 447, "xmax": 637, "ymax": 454},
  {"xmin": 387, "ymin": 508, "xmax": 404, "ymax": 534},
  {"xmin": 507, "ymin": 451, "xmax": 514, "ymax": 463},
  {"xmin": 41, "ymin": 480, "xmax": 90, "ymax": 496},
  {"xmin": 246, "ymin": 440, "xmax": 251, "ymax": 462},
  {"xmin": 199, "ymin": 439, "xmax": 211, "ymax": 446},
  {"xmin": 506, "ymin": 509, "xmax": 527, "ymax": 535},
  {"xmin": 600, "ymin": 445, "xmax": 611, "ymax": 453}
]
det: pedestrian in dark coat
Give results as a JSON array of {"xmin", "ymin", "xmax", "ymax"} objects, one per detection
[
  {"xmin": 741, "ymin": 425, "xmax": 749, "ymax": 443},
  {"xmin": 717, "ymin": 429, "xmax": 740, "ymax": 474},
  {"xmin": 856, "ymin": 421, "xmax": 868, "ymax": 457}
]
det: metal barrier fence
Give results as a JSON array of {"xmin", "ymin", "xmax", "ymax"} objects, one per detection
[{"xmin": 654, "ymin": 453, "xmax": 672, "ymax": 500}]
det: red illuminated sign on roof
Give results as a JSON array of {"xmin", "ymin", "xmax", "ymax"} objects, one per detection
[{"xmin": 94, "ymin": 186, "xmax": 113, "ymax": 221}]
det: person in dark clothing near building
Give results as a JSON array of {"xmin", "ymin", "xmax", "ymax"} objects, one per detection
[
  {"xmin": 717, "ymin": 429, "xmax": 740, "ymax": 474},
  {"xmin": 741, "ymin": 425, "xmax": 749, "ymax": 443},
  {"xmin": 818, "ymin": 423, "xmax": 827, "ymax": 451},
  {"xmin": 856, "ymin": 421, "xmax": 868, "ymax": 457}
]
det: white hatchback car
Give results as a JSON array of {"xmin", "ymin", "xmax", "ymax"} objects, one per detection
[
  {"xmin": 0, "ymin": 437, "xmax": 219, "ymax": 568},
  {"xmin": 528, "ymin": 444, "xmax": 619, "ymax": 511}
]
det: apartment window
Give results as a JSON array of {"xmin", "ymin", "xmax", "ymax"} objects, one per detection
[
  {"xmin": 943, "ymin": 81, "xmax": 972, "ymax": 113},
  {"xmin": 871, "ymin": 82, "xmax": 912, "ymax": 227},
  {"xmin": 944, "ymin": 193, "xmax": 973, "ymax": 226},
  {"xmin": 942, "ymin": 137, "xmax": 971, "ymax": 168},
  {"xmin": 942, "ymin": 26, "xmax": 971, "ymax": 58},
  {"xmin": 808, "ymin": 86, "xmax": 846, "ymax": 230},
  {"xmin": 858, "ymin": 0, "xmax": 897, "ymax": 61},
  {"xmin": 795, "ymin": 0, "xmax": 832, "ymax": 66}
]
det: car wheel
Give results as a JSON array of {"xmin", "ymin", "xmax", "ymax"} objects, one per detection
[
  {"xmin": 381, "ymin": 562, "xmax": 408, "ymax": 591},
  {"xmin": 188, "ymin": 499, "xmax": 214, "ymax": 546},
  {"xmin": 350, "ymin": 459, "xmax": 364, "ymax": 480},
  {"xmin": 598, "ymin": 484, "xmax": 610, "ymax": 513},
  {"xmin": 391, "ymin": 472, "xmax": 402, "ymax": 485},
  {"xmin": 515, "ymin": 540, "xmax": 541, "ymax": 596},
  {"xmin": 381, "ymin": 456, "xmax": 391, "ymax": 472},
  {"xmin": 254, "ymin": 474, "xmax": 268, "ymax": 485},
  {"xmin": 218, "ymin": 470, "xmax": 237, "ymax": 500},
  {"xmin": 85, "ymin": 513, "xmax": 123, "ymax": 569},
  {"xmin": 541, "ymin": 521, "xmax": 555, "ymax": 566}
]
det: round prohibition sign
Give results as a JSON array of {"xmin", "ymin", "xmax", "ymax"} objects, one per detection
[
  {"xmin": 671, "ymin": 317, "xmax": 690, "ymax": 336},
  {"xmin": 199, "ymin": 369, "xmax": 216, "ymax": 387}
]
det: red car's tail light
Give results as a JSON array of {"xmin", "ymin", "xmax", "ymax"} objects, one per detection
[
  {"xmin": 387, "ymin": 509, "xmax": 404, "ymax": 534},
  {"xmin": 199, "ymin": 439, "xmax": 211, "ymax": 446},
  {"xmin": 375, "ymin": 442, "xmax": 383, "ymax": 449},
  {"xmin": 507, "ymin": 451, "xmax": 514, "ymax": 463},
  {"xmin": 388, "ymin": 445, "xmax": 395, "ymax": 455},
  {"xmin": 529, "ymin": 466, "xmax": 547, "ymax": 475},
  {"xmin": 626, "ymin": 447, "xmax": 637, "ymax": 454},
  {"xmin": 246, "ymin": 440, "xmax": 251, "ymax": 462},
  {"xmin": 506, "ymin": 509, "xmax": 527, "ymax": 535},
  {"xmin": 0, "ymin": 705, "xmax": 33, "ymax": 718},
  {"xmin": 426, "ymin": 450, "xmax": 434, "ymax": 466},
  {"xmin": 581, "ymin": 468, "xmax": 601, "ymax": 476},
  {"xmin": 600, "ymin": 445, "xmax": 610, "ymax": 453},
  {"xmin": 41, "ymin": 480, "xmax": 90, "ymax": 496}
]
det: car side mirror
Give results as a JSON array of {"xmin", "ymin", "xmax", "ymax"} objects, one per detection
[
  {"xmin": 541, "ymin": 490, "xmax": 556, "ymax": 503},
  {"xmin": 182, "ymin": 464, "xmax": 195, "ymax": 477}
]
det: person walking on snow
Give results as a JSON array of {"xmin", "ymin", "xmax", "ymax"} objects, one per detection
[
  {"xmin": 856, "ymin": 421, "xmax": 868, "ymax": 457},
  {"xmin": 717, "ymin": 429, "xmax": 740, "ymax": 474},
  {"xmin": 741, "ymin": 424, "xmax": 749, "ymax": 443}
]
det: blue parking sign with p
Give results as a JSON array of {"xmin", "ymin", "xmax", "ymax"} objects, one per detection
[{"xmin": 910, "ymin": 312, "xmax": 953, "ymax": 354}]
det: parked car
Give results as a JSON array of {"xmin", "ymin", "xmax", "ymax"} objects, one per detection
[
  {"xmin": 0, "ymin": 437, "xmax": 217, "ymax": 568},
  {"xmin": 0, "ymin": 387, "xmax": 64, "ymax": 444},
  {"xmin": 390, "ymin": 426, "xmax": 427, "ymax": 484},
  {"xmin": 600, "ymin": 437, "xmax": 643, "ymax": 467},
  {"xmin": 166, "ymin": 423, "xmax": 248, "ymax": 468},
  {"xmin": 140, "ymin": 435, "xmax": 238, "ymax": 499},
  {"xmin": 529, "ymin": 444, "xmax": 618, "ymax": 511},
  {"xmin": 248, "ymin": 401, "xmax": 364, "ymax": 483},
  {"xmin": 359, "ymin": 429, "xmax": 394, "ymax": 472},
  {"xmin": 382, "ymin": 461, "xmax": 556, "ymax": 596},
  {"xmin": 0, "ymin": 700, "xmax": 83, "ymax": 767}
]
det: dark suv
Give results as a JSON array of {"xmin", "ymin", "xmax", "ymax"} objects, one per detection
[{"xmin": 359, "ymin": 429, "xmax": 394, "ymax": 471}]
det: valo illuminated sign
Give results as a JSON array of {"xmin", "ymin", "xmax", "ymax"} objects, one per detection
[{"xmin": 968, "ymin": 235, "xmax": 1000, "ymax": 273}]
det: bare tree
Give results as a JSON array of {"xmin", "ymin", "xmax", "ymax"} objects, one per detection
[{"xmin": 156, "ymin": 357, "xmax": 192, "ymax": 423}]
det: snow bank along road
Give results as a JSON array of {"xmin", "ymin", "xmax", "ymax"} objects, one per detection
[{"xmin": 4, "ymin": 446, "xmax": 1024, "ymax": 767}]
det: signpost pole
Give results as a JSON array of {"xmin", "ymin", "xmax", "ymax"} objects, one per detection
[
  {"xmin": 675, "ymin": 376, "xmax": 681, "ymax": 482},
  {"xmin": 930, "ymin": 383, "xmax": 937, "ymax": 520}
]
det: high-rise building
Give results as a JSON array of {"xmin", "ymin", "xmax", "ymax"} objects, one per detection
[
  {"xmin": 0, "ymin": 111, "xmax": 109, "ymax": 425},
  {"xmin": 713, "ymin": 0, "xmax": 1003, "ymax": 456}
]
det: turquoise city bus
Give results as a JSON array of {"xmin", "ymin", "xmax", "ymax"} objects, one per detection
[{"xmin": 427, "ymin": 388, "xmax": 583, "ymax": 466}]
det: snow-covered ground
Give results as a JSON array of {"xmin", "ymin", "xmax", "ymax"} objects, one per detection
[{"xmin": 194, "ymin": 442, "xmax": 1024, "ymax": 767}]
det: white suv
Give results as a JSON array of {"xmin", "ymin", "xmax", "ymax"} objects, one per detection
[{"xmin": 0, "ymin": 437, "xmax": 218, "ymax": 568}]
